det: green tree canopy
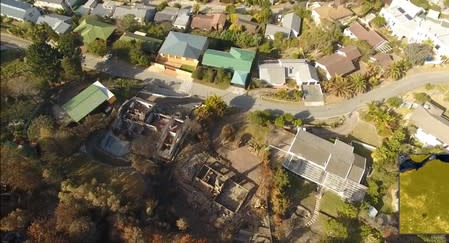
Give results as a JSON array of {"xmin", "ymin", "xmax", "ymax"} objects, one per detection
[
  {"xmin": 87, "ymin": 39, "xmax": 108, "ymax": 56},
  {"xmin": 26, "ymin": 42, "xmax": 61, "ymax": 83},
  {"xmin": 404, "ymin": 43, "xmax": 433, "ymax": 66},
  {"xmin": 118, "ymin": 14, "xmax": 139, "ymax": 32}
]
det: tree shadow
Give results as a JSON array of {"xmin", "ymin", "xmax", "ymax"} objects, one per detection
[
  {"xmin": 263, "ymin": 108, "xmax": 284, "ymax": 117},
  {"xmin": 230, "ymin": 94, "xmax": 255, "ymax": 112},
  {"xmin": 294, "ymin": 110, "xmax": 313, "ymax": 122}
]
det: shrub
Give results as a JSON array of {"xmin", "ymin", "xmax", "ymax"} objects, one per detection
[
  {"xmin": 87, "ymin": 39, "xmax": 108, "ymax": 56},
  {"xmin": 413, "ymin": 92, "xmax": 430, "ymax": 105},
  {"xmin": 386, "ymin": 97, "xmax": 402, "ymax": 108},
  {"xmin": 274, "ymin": 116, "xmax": 285, "ymax": 128}
]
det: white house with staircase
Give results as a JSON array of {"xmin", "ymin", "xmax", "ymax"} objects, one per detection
[{"xmin": 281, "ymin": 128, "xmax": 367, "ymax": 202}]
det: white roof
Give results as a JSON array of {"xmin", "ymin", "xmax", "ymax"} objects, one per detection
[
  {"xmin": 112, "ymin": 6, "xmax": 149, "ymax": 19},
  {"xmin": 259, "ymin": 59, "xmax": 319, "ymax": 85},
  {"xmin": 427, "ymin": 9, "xmax": 440, "ymax": 20},
  {"xmin": 389, "ymin": 0, "xmax": 424, "ymax": 18},
  {"xmin": 93, "ymin": 81, "xmax": 115, "ymax": 99}
]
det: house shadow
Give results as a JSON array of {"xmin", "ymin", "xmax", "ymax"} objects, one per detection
[{"xmin": 229, "ymin": 94, "xmax": 255, "ymax": 112}]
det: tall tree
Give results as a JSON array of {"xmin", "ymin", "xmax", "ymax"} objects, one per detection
[
  {"xmin": 26, "ymin": 42, "xmax": 61, "ymax": 83},
  {"xmin": 58, "ymin": 32, "xmax": 82, "ymax": 57},
  {"xmin": 61, "ymin": 56, "xmax": 83, "ymax": 81},
  {"xmin": 118, "ymin": 14, "xmax": 139, "ymax": 32}
]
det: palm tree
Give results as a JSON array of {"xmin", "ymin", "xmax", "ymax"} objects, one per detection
[
  {"xmin": 388, "ymin": 59, "xmax": 409, "ymax": 80},
  {"xmin": 333, "ymin": 75, "xmax": 353, "ymax": 98},
  {"xmin": 350, "ymin": 73, "xmax": 369, "ymax": 94}
]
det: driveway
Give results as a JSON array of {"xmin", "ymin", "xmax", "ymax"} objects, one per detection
[{"xmin": 2, "ymin": 33, "xmax": 449, "ymax": 119}]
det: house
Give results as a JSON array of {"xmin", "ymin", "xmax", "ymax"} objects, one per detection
[
  {"xmin": 265, "ymin": 12, "xmax": 302, "ymax": 40},
  {"xmin": 315, "ymin": 46, "xmax": 361, "ymax": 79},
  {"xmin": 111, "ymin": 5, "xmax": 156, "ymax": 24},
  {"xmin": 311, "ymin": 4, "xmax": 354, "ymax": 25},
  {"xmin": 258, "ymin": 59, "xmax": 320, "ymax": 87},
  {"xmin": 190, "ymin": 13, "xmax": 226, "ymax": 31},
  {"xmin": 1, "ymin": 0, "xmax": 41, "ymax": 23},
  {"xmin": 62, "ymin": 81, "xmax": 115, "ymax": 122},
  {"xmin": 344, "ymin": 21, "xmax": 392, "ymax": 53},
  {"xmin": 201, "ymin": 47, "xmax": 256, "ymax": 87},
  {"xmin": 258, "ymin": 59, "xmax": 323, "ymax": 106},
  {"xmin": 282, "ymin": 12, "xmax": 301, "ymax": 37},
  {"xmin": 234, "ymin": 14, "xmax": 258, "ymax": 34},
  {"xmin": 173, "ymin": 7, "xmax": 191, "ymax": 30},
  {"xmin": 154, "ymin": 6, "xmax": 178, "ymax": 23},
  {"xmin": 360, "ymin": 13, "xmax": 376, "ymax": 26},
  {"xmin": 265, "ymin": 24, "xmax": 291, "ymax": 40},
  {"xmin": 33, "ymin": 0, "xmax": 68, "ymax": 11},
  {"xmin": 380, "ymin": 0, "xmax": 449, "ymax": 58},
  {"xmin": 90, "ymin": 1, "xmax": 116, "ymax": 18},
  {"xmin": 36, "ymin": 13, "xmax": 72, "ymax": 35},
  {"xmin": 156, "ymin": 31, "xmax": 208, "ymax": 69},
  {"xmin": 119, "ymin": 31, "xmax": 162, "ymax": 52},
  {"xmin": 409, "ymin": 102, "xmax": 449, "ymax": 148},
  {"xmin": 281, "ymin": 128, "xmax": 367, "ymax": 201},
  {"xmin": 75, "ymin": 0, "xmax": 96, "ymax": 15},
  {"xmin": 370, "ymin": 53, "xmax": 393, "ymax": 70},
  {"xmin": 73, "ymin": 16, "xmax": 116, "ymax": 43}
]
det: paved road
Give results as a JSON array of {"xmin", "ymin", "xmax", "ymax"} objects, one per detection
[{"xmin": 2, "ymin": 33, "xmax": 449, "ymax": 119}]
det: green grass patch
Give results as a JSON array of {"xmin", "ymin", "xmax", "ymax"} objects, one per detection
[
  {"xmin": 67, "ymin": 155, "xmax": 145, "ymax": 201},
  {"xmin": 400, "ymin": 155, "xmax": 449, "ymax": 233},
  {"xmin": 193, "ymin": 78, "xmax": 230, "ymax": 90},
  {"xmin": 349, "ymin": 121, "xmax": 382, "ymax": 146},
  {"xmin": 320, "ymin": 191, "xmax": 346, "ymax": 217},
  {"xmin": 179, "ymin": 64, "xmax": 195, "ymax": 73}
]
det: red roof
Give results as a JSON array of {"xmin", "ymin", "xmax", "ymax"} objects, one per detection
[{"xmin": 347, "ymin": 21, "xmax": 387, "ymax": 48}]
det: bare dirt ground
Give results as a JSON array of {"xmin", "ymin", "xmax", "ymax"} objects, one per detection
[{"xmin": 218, "ymin": 145, "xmax": 262, "ymax": 183}]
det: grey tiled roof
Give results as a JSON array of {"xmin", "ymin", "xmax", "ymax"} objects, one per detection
[
  {"xmin": 154, "ymin": 7, "xmax": 178, "ymax": 23},
  {"xmin": 290, "ymin": 129, "xmax": 366, "ymax": 182},
  {"xmin": 282, "ymin": 12, "xmax": 301, "ymax": 36},
  {"xmin": 36, "ymin": 13, "xmax": 72, "ymax": 34},
  {"xmin": 1, "ymin": 0, "xmax": 34, "ymax": 20}
]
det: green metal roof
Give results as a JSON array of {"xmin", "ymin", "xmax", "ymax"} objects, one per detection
[
  {"xmin": 202, "ymin": 47, "xmax": 256, "ymax": 73},
  {"xmin": 62, "ymin": 84, "xmax": 109, "ymax": 122},
  {"xmin": 73, "ymin": 16, "xmax": 116, "ymax": 44},
  {"xmin": 231, "ymin": 70, "xmax": 250, "ymax": 86}
]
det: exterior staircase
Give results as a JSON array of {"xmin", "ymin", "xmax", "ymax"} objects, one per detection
[{"xmin": 305, "ymin": 188, "xmax": 325, "ymax": 227}]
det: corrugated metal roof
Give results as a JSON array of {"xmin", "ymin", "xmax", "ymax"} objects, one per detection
[
  {"xmin": 62, "ymin": 82, "xmax": 111, "ymax": 122},
  {"xmin": 202, "ymin": 47, "xmax": 255, "ymax": 72},
  {"xmin": 73, "ymin": 16, "xmax": 115, "ymax": 43}
]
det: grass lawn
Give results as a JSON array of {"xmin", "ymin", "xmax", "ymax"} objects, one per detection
[
  {"xmin": 399, "ymin": 155, "xmax": 449, "ymax": 234},
  {"xmin": 180, "ymin": 64, "xmax": 195, "ymax": 73},
  {"xmin": 349, "ymin": 121, "xmax": 382, "ymax": 146},
  {"xmin": 67, "ymin": 155, "xmax": 145, "ymax": 201},
  {"xmin": 319, "ymin": 191, "xmax": 346, "ymax": 218},
  {"xmin": 238, "ymin": 123, "xmax": 270, "ymax": 145}
]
